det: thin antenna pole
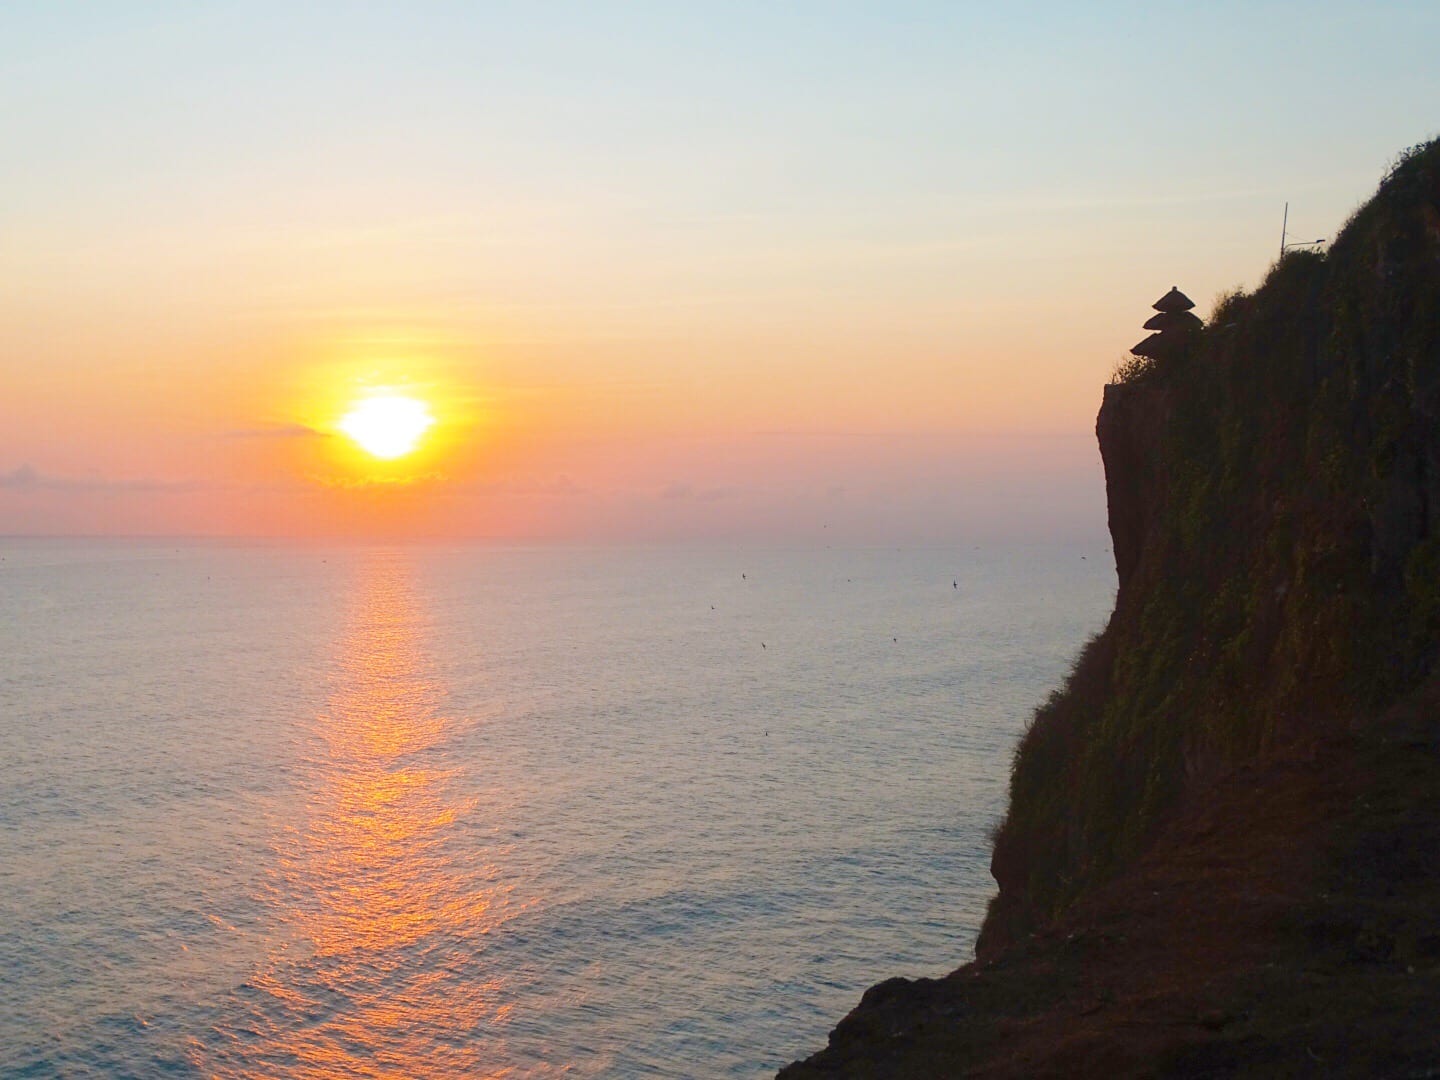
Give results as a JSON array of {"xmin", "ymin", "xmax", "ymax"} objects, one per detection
[{"xmin": 1280, "ymin": 202, "xmax": 1288, "ymax": 259}]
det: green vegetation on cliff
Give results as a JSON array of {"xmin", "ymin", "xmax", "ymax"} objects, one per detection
[{"xmin": 983, "ymin": 138, "xmax": 1440, "ymax": 951}]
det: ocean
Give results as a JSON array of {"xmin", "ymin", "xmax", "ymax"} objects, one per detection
[{"xmin": 0, "ymin": 539, "xmax": 1112, "ymax": 1077}]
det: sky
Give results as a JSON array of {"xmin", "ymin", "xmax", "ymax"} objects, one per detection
[{"xmin": 3, "ymin": 1, "xmax": 1437, "ymax": 543}]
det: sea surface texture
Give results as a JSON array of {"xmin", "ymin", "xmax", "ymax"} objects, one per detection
[{"xmin": 0, "ymin": 540, "xmax": 1111, "ymax": 1077}]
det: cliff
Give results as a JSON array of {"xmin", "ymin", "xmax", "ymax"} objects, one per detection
[{"xmin": 780, "ymin": 138, "xmax": 1440, "ymax": 1077}]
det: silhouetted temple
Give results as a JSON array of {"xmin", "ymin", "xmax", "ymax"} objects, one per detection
[{"xmin": 1131, "ymin": 286, "xmax": 1202, "ymax": 359}]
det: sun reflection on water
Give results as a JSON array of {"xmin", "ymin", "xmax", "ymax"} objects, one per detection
[{"xmin": 208, "ymin": 553, "xmax": 521, "ymax": 1078}]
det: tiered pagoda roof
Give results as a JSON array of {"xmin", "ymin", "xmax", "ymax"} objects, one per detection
[{"xmin": 1132, "ymin": 286, "xmax": 1201, "ymax": 359}]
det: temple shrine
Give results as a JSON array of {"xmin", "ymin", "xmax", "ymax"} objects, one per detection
[{"xmin": 1131, "ymin": 286, "xmax": 1203, "ymax": 359}]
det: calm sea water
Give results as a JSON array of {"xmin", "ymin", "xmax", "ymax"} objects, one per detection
[{"xmin": 0, "ymin": 539, "xmax": 1111, "ymax": 1077}]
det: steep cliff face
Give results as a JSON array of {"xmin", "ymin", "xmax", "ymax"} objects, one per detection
[
  {"xmin": 780, "ymin": 139, "xmax": 1440, "ymax": 1077},
  {"xmin": 982, "ymin": 138, "xmax": 1440, "ymax": 954},
  {"xmin": 1096, "ymin": 372, "xmax": 1193, "ymax": 602}
]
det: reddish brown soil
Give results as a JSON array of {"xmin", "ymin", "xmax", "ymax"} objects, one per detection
[{"xmin": 779, "ymin": 686, "xmax": 1440, "ymax": 1077}]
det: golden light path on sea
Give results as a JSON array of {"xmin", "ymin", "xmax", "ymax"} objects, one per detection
[{"xmin": 218, "ymin": 554, "xmax": 526, "ymax": 1078}]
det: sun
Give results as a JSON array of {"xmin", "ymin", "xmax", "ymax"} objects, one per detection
[{"xmin": 338, "ymin": 394, "xmax": 435, "ymax": 460}]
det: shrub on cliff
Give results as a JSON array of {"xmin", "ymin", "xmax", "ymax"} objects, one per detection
[{"xmin": 1110, "ymin": 354, "xmax": 1156, "ymax": 385}]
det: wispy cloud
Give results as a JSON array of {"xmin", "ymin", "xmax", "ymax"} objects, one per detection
[
  {"xmin": 223, "ymin": 423, "xmax": 328, "ymax": 439},
  {"xmin": 0, "ymin": 465, "xmax": 42, "ymax": 490},
  {"xmin": 0, "ymin": 464, "xmax": 207, "ymax": 493},
  {"xmin": 0, "ymin": 464, "xmax": 307, "ymax": 496},
  {"xmin": 1, "ymin": 462, "xmax": 598, "ymax": 501},
  {"xmin": 307, "ymin": 471, "xmax": 445, "ymax": 490},
  {"xmin": 451, "ymin": 474, "xmax": 588, "ymax": 497}
]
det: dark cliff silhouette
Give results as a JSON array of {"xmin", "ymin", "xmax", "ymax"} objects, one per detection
[{"xmin": 781, "ymin": 137, "xmax": 1440, "ymax": 1077}]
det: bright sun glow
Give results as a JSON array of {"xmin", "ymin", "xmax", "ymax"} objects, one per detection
[{"xmin": 338, "ymin": 394, "xmax": 435, "ymax": 460}]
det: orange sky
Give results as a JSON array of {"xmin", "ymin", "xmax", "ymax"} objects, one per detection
[{"xmin": 3, "ymin": 4, "xmax": 1436, "ymax": 542}]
